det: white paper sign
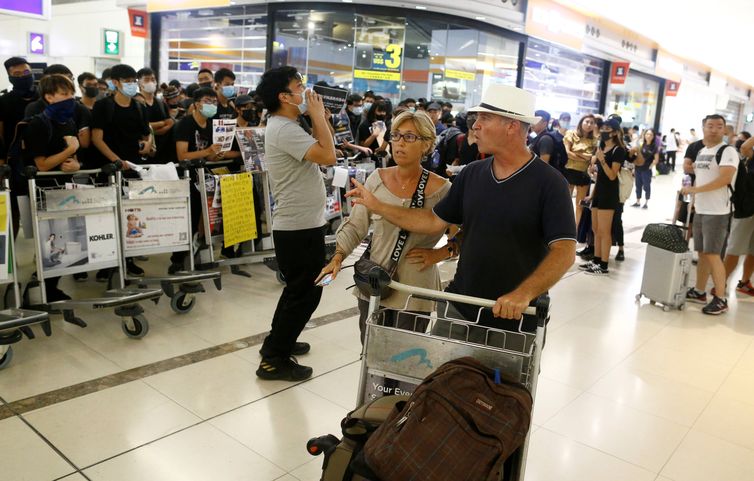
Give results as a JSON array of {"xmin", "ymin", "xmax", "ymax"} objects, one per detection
[{"xmin": 332, "ymin": 167, "xmax": 349, "ymax": 189}]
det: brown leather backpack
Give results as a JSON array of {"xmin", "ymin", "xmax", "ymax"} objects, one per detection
[{"xmin": 362, "ymin": 357, "xmax": 533, "ymax": 481}]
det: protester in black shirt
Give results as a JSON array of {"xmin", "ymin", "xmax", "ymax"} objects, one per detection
[
  {"xmin": 345, "ymin": 94, "xmax": 363, "ymax": 139},
  {"xmin": 23, "ymin": 75, "xmax": 82, "ymax": 302},
  {"xmin": 197, "ymin": 68, "xmax": 213, "ymax": 90},
  {"xmin": 25, "ymin": 65, "xmax": 92, "ymax": 154},
  {"xmin": 0, "ymin": 57, "xmax": 39, "ymax": 149},
  {"xmin": 348, "ymin": 85, "xmax": 576, "ymax": 329},
  {"xmin": 580, "ymin": 118, "xmax": 625, "ymax": 276},
  {"xmin": 213, "ymin": 68, "xmax": 237, "ymax": 120},
  {"xmin": 137, "ymin": 68, "xmax": 174, "ymax": 163},
  {"xmin": 78, "ymin": 72, "xmax": 100, "ymax": 110},
  {"xmin": 92, "ymin": 64, "xmax": 151, "ymax": 170},
  {"xmin": 358, "ymin": 99, "xmax": 388, "ymax": 153}
]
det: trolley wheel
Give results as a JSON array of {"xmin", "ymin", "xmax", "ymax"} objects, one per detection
[
  {"xmin": 0, "ymin": 346, "xmax": 13, "ymax": 369},
  {"xmin": 276, "ymin": 271, "xmax": 286, "ymax": 285},
  {"xmin": 170, "ymin": 293, "xmax": 196, "ymax": 314},
  {"xmin": 662, "ymin": 305, "xmax": 670, "ymax": 312},
  {"xmin": 635, "ymin": 293, "xmax": 642, "ymax": 302},
  {"xmin": 121, "ymin": 315, "xmax": 150, "ymax": 339}
]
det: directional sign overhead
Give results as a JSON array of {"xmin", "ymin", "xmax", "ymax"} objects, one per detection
[
  {"xmin": 28, "ymin": 32, "xmax": 45, "ymax": 55},
  {"xmin": 102, "ymin": 29, "xmax": 121, "ymax": 57}
]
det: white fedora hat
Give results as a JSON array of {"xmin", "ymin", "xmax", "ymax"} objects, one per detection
[{"xmin": 468, "ymin": 85, "xmax": 541, "ymax": 124}]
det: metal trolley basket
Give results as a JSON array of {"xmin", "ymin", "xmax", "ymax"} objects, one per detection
[
  {"xmin": 0, "ymin": 167, "xmax": 49, "ymax": 369},
  {"xmin": 119, "ymin": 162, "xmax": 221, "ymax": 314},
  {"xmin": 355, "ymin": 267, "xmax": 548, "ymax": 481},
  {"xmin": 25, "ymin": 165, "xmax": 162, "ymax": 339}
]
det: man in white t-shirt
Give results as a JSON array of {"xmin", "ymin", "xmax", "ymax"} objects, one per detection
[
  {"xmin": 665, "ymin": 128, "xmax": 679, "ymax": 171},
  {"xmin": 681, "ymin": 114, "xmax": 738, "ymax": 315}
]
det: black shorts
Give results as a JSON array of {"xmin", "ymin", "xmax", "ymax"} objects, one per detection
[
  {"xmin": 565, "ymin": 168, "xmax": 591, "ymax": 186},
  {"xmin": 592, "ymin": 185, "xmax": 619, "ymax": 210}
]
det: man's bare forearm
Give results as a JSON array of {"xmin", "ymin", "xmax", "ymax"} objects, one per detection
[
  {"xmin": 513, "ymin": 241, "xmax": 575, "ymax": 300},
  {"xmin": 372, "ymin": 201, "xmax": 447, "ymax": 235}
]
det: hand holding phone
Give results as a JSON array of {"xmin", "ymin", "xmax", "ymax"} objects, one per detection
[{"xmin": 316, "ymin": 273, "xmax": 334, "ymax": 287}]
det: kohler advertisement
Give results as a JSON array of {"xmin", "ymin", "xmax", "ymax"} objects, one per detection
[{"xmin": 37, "ymin": 213, "xmax": 118, "ymax": 274}]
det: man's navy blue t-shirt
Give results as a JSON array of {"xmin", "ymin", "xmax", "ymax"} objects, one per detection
[{"xmin": 433, "ymin": 155, "xmax": 576, "ymax": 319}]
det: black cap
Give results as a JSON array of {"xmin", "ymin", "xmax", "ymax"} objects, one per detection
[
  {"xmin": 534, "ymin": 110, "xmax": 551, "ymax": 123},
  {"xmin": 235, "ymin": 94, "xmax": 254, "ymax": 107},
  {"xmin": 427, "ymin": 102, "xmax": 441, "ymax": 111},
  {"xmin": 604, "ymin": 118, "xmax": 621, "ymax": 131}
]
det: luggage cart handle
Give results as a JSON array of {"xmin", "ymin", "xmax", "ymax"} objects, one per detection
[
  {"xmin": 29, "ymin": 161, "xmax": 122, "ymax": 178},
  {"xmin": 388, "ymin": 280, "xmax": 539, "ymax": 317}
]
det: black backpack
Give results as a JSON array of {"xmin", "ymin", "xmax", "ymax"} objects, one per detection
[
  {"xmin": 425, "ymin": 126, "xmax": 462, "ymax": 175},
  {"xmin": 731, "ymin": 155, "xmax": 754, "ymax": 219},
  {"xmin": 6, "ymin": 113, "xmax": 53, "ymax": 194},
  {"xmin": 531, "ymin": 130, "xmax": 567, "ymax": 172}
]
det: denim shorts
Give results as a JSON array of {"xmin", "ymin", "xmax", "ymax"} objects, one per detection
[{"xmin": 692, "ymin": 213, "xmax": 731, "ymax": 255}]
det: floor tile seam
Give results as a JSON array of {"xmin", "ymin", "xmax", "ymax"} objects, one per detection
[
  {"xmin": 76, "ymin": 360, "xmax": 361, "ymax": 474},
  {"xmin": 0, "ymin": 307, "xmax": 361, "ymax": 420},
  {"xmin": 581, "ymin": 388, "xmax": 705, "ymax": 429},
  {"xmin": 536, "ymin": 425, "xmax": 661, "ymax": 476}
]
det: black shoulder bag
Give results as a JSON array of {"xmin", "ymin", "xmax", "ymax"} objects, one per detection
[{"xmin": 353, "ymin": 168, "xmax": 430, "ymax": 300}]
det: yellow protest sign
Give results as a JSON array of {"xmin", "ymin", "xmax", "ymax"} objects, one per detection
[
  {"xmin": 220, "ymin": 173, "xmax": 256, "ymax": 247},
  {"xmin": 0, "ymin": 194, "xmax": 7, "ymax": 233}
]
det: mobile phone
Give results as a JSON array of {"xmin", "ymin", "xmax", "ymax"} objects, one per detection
[{"xmin": 316, "ymin": 273, "xmax": 334, "ymax": 287}]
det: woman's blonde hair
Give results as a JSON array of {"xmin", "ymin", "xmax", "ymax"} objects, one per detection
[{"xmin": 391, "ymin": 110, "xmax": 437, "ymax": 156}]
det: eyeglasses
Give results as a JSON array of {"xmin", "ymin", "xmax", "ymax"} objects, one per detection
[{"xmin": 390, "ymin": 132, "xmax": 428, "ymax": 143}]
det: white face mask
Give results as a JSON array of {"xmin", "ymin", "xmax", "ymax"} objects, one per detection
[
  {"xmin": 141, "ymin": 81, "xmax": 157, "ymax": 94},
  {"xmin": 351, "ymin": 106, "xmax": 363, "ymax": 115}
]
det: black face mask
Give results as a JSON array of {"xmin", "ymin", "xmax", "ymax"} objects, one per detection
[
  {"xmin": 735, "ymin": 139, "xmax": 744, "ymax": 150},
  {"xmin": 83, "ymin": 86, "xmax": 99, "ymax": 98},
  {"xmin": 241, "ymin": 110, "xmax": 256, "ymax": 122},
  {"xmin": 10, "ymin": 74, "xmax": 34, "ymax": 94},
  {"xmin": 375, "ymin": 115, "xmax": 386, "ymax": 121},
  {"xmin": 600, "ymin": 131, "xmax": 612, "ymax": 142},
  {"xmin": 198, "ymin": 81, "xmax": 213, "ymax": 89}
]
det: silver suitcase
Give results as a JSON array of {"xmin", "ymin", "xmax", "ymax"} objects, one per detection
[{"xmin": 636, "ymin": 244, "xmax": 692, "ymax": 311}]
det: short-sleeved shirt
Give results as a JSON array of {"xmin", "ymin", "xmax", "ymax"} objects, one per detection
[
  {"xmin": 0, "ymin": 89, "xmax": 40, "ymax": 146},
  {"xmin": 433, "ymin": 155, "xmax": 576, "ymax": 319},
  {"xmin": 215, "ymin": 102, "xmax": 237, "ymax": 120},
  {"xmin": 265, "ymin": 114, "xmax": 324, "ymax": 231},
  {"xmin": 594, "ymin": 145, "xmax": 626, "ymax": 200},
  {"xmin": 564, "ymin": 130, "xmax": 597, "ymax": 172},
  {"xmin": 530, "ymin": 132, "xmax": 554, "ymax": 158},
  {"xmin": 22, "ymin": 115, "xmax": 77, "ymax": 189},
  {"xmin": 636, "ymin": 142, "xmax": 656, "ymax": 171},
  {"xmin": 174, "ymin": 114, "xmax": 212, "ymax": 155},
  {"xmin": 693, "ymin": 143, "xmax": 739, "ymax": 215},
  {"xmin": 358, "ymin": 120, "xmax": 382, "ymax": 151},
  {"xmin": 91, "ymin": 97, "xmax": 150, "ymax": 165}
]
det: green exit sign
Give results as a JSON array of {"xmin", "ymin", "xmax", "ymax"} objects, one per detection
[{"xmin": 102, "ymin": 29, "xmax": 121, "ymax": 56}]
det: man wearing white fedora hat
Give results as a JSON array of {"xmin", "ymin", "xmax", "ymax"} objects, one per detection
[{"xmin": 347, "ymin": 84, "xmax": 576, "ymax": 325}]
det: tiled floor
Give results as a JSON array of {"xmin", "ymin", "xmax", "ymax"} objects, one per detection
[{"xmin": 1, "ymin": 171, "xmax": 753, "ymax": 481}]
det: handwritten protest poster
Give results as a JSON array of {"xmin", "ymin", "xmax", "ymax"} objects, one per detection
[{"xmin": 219, "ymin": 172, "xmax": 256, "ymax": 247}]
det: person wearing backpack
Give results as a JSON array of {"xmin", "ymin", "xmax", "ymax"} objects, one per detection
[
  {"xmin": 722, "ymin": 133, "xmax": 754, "ymax": 296},
  {"xmin": 681, "ymin": 114, "xmax": 738, "ymax": 315},
  {"xmin": 529, "ymin": 109, "xmax": 567, "ymax": 173},
  {"xmin": 137, "ymin": 68, "xmax": 175, "ymax": 164},
  {"xmin": 91, "ymin": 64, "xmax": 151, "ymax": 278},
  {"xmin": 22, "ymin": 74, "xmax": 83, "ymax": 302}
]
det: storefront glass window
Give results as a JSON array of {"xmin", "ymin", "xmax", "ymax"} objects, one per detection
[
  {"xmin": 159, "ymin": 6, "xmax": 268, "ymax": 87},
  {"xmin": 606, "ymin": 70, "xmax": 660, "ymax": 130},
  {"xmin": 524, "ymin": 39, "xmax": 603, "ymax": 121},
  {"xmin": 717, "ymin": 98, "xmax": 743, "ymax": 130}
]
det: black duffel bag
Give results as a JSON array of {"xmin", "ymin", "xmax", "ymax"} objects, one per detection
[{"xmin": 641, "ymin": 223, "xmax": 688, "ymax": 253}]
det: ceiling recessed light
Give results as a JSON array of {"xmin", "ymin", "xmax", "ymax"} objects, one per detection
[
  {"xmin": 475, "ymin": 16, "xmax": 485, "ymax": 20},
  {"xmin": 415, "ymin": 5, "xmax": 427, "ymax": 9}
]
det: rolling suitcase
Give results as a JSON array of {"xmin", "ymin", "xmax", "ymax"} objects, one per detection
[{"xmin": 637, "ymin": 226, "xmax": 692, "ymax": 311}]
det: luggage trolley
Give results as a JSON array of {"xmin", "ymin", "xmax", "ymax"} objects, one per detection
[
  {"xmin": 25, "ymin": 164, "xmax": 163, "ymax": 339},
  {"xmin": 354, "ymin": 267, "xmax": 549, "ymax": 481},
  {"xmin": 119, "ymin": 162, "xmax": 222, "ymax": 315},
  {"xmin": 0, "ymin": 166, "xmax": 50, "ymax": 369},
  {"xmin": 195, "ymin": 159, "xmax": 275, "ymax": 276}
]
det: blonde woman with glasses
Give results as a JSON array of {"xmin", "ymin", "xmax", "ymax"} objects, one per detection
[{"xmin": 317, "ymin": 111, "xmax": 452, "ymax": 344}]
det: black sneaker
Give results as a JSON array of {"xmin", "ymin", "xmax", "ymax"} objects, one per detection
[
  {"xmin": 126, "ymin": 259, "xmax": 144, "ymax": 276},
  {"xmin": 615, "ymin": 250, "xmax": 625, "ymax": 262},
  {"xmin": 259, "ymin": 342, "xmax": 310, "ymax": 356},
  {"xmin": 585, "ymin": 264, "xmax": 609, "ymax": 276},
  {"xmin": 96, "ymin": 268, "xmax": 111, "ymax": 282},
  {"xmin": 577, "ymin": 246, "xmax": 593, "ymax": 258},
  {"xmin": 578, "ymin": 260, "xmax": 595, "ymax": 271},
  {"xmin": 73, "ymin": 272, "xmax": 88, "ymax": 282},
  {"xmin": 168, "ymin": 263, "xmax": 183, "ymax": 275},
  {"xmin": 702, "ymin": 296, "xmax": 728, "ymax": 315},
  {"xmin": 686, "ymin": 288, "xmax": 707, "ymax": 304},
  {"xmin": 256, "ymin": 356, "xmax": 313, "ymax": 381},
  {"xmin": 47, "ymin": 287, "xmax": 71, "ymax": 302}
]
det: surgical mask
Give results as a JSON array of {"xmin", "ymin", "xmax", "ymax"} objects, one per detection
[
  {"xmin": 44, "ymin": 98, "xmax": 76, "ymax": 124},
  {"xmin": 83, "ymin": 86, "xmax": 99, "ymax": 99},
  {"xmin": 119, "ymin": 82, "xmax": 139, "ymax": 97},
  {"xmin": 363, "ymin": 101, "xmax": 373, "ymax": 112},
  {"xmin": 141, "ymin": 81, "xmax": 157, "ymax": 94},
  {"xmin": 289, "ymin": 90, "xmax": 307, "ymax": 114},
  {"xmin": 200, "ymin": 103, "xmax": 217, "ymax": 118},
  {"xmin": 723, "ymin": 135, "xmax": 729, "ymax": 144},
  {"xmin": 9, "ymin": 74, "xmax": 34, "ymax": 94},
  {"xmin": 351, "ymin": 106, "xmax": 363, "ymax": 116},
  {"xmin": 221, "ymin": 85, "xmax": 236, "ymax": 98},
  {"xmin": 409, "ymin": 107, "xmax": 416, "ymax": 113},
  {"xmin": 106, "ymin": 79, "xmax": 115, "ymax": 91},
  {"xmin": 600, "ymin": 131, "xmax": 612, "ymax": 142},
  {"xmin": 560, "ymin": 120, "xmax": 570, "ymax": 130},
  {"xmin": 199, "ymin": 81, "xmax": 213, "ymax": 89}
]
